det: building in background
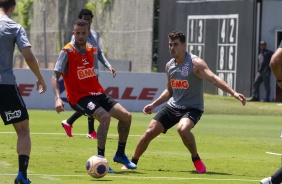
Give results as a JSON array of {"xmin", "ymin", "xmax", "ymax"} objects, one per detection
[{"xmin": 157, "ymin": 0, "xmax": 282, "ymax": 101}]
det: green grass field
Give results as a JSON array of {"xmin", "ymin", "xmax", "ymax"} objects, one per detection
[{"xmin": 0, "ymin": 94, "xmax": 281, "ymax": 183}]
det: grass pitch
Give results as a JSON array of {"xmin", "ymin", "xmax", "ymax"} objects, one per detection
[{"xmin": 0, "ymin": 94, "xmax": 281, "ymax": 183}]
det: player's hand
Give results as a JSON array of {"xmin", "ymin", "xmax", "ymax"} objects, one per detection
[
  {"xmin": 233, "ymin": 92, "xmax": 246, "ymax": 106},
  {"xmin": 36, "ymin": 78, "xmax": 47, "ymax": 94},
  {"xmin": 55, "ymin": 98, "xmax": 65, "ymax": 113},
  {"xmin": 143, "ymin": 104, "xmax": 155, "ymax": 114},
  {"xmin": 109, "ymin": 67, "xmax": 116, "ymax": 78}
]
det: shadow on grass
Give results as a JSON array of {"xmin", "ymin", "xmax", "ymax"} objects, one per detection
[
  {"xmin": 135, "ymin": 169, "xmax": 232, "ymax": 176},
  {"xmin": 189, "ymin": 171, "xmax": 231, "ymax": 175}
]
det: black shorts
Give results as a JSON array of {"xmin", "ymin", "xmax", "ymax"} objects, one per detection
[
  {"xmin": 154, "ymin": 104, "xmax": 203, "ymax": 134},
  {"xmin": 0, "ymin": 84, "xmax": 29, "ymax": 125},
  {"xmin": 70, "ymin": 93, "xmax": 118, "ymax": 117}
]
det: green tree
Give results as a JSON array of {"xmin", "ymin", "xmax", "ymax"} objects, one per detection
[{"xmin": 13, "ymin": 0, "xmax": 33, "ymax": 31}]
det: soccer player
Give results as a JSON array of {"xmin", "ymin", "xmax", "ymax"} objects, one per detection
[
  {"xmin": 260, "ymin": 40, "xmax": 282, "ymax": 184},
  {"xmin": 123, "ymin": 31, "xmax": 246, "ymax": 172},
  {"xmin": 0, "ymin": 0, "xmax": 47, "ymax": 183},
  {"xmin": 61, "ymin": 8, "xmax": 116, "ymax": 139},
  {"xmin": 51, "ymin": 19, "xmax": 136, "ymax": 173}
]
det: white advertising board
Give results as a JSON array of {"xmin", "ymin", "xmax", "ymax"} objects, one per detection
[{"xmin": 14, "ymin": 69, "xmax": 166, "ymax": 112}]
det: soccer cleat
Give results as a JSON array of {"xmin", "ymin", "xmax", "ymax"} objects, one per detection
[
  {"xmin": 108, "ymin": 167, "xmax": 115, "ymax": 174},
  {"xmin": 113, "ymin": 154, "xmax": 137, "ymax": 169},
  {"xmin": 61, "ymin": 120, "xmax": 73, "ymax": 137},
  {"xmin": 193, "ymin": 159, "xmax": 206, "ymax": 173},
  {"xmin": 260, "ymin": 177, "xmax": 272, "ymax": 184},
  {"xmin": 14, "ymin": 171, "xmax": 31, "ymax": 184},
  {"xmin": 87, "ymin": 131, "xmax": 97, "ymax": 139}
]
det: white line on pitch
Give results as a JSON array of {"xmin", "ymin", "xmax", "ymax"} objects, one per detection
[
  {"xmin": 0, "ymin": 132, "xmax": 142, "ymax": 137},
  {"xmin": 0, "ymin": 173, "xmax": 259, "ymax": 182}
]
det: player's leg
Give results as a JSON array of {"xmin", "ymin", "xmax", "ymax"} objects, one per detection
[
  {"xmin": 177, "ymin": 109, "xmax": 205, "ymax": 173},
  {"xmin": 109, "ymin": 103, "xmax": 131, "ymax": 142},
  {"xmin": 260, "ymin": 166, "xmax": 282, "ymax": 184},
  {"xmin": 92, "ymin": 107, "xmax": 111, "ymax": 153},
  {"xmin": 270, "ymin": 166, "xmax": 282, "ymax": 184},
  {"xmin": 13, "ymin": 119, "xmax": 31, "ymax": 182},
  {"xmin": 66, "ymin": 111, "xmax": 82, "ymax": 126},
  {"xmin": 0, "ymin": 85, "xmax": 31, "ymax": 183},
  {"xmin": 123, "ymin": 104, "xmax": 178, "ymax": 170},
  {"xmin": 70, "ymin": 97, "xmax": 110, "ymax": 154},
  {"xmin": 61, "ymin": 111, "xmax": 82, "ymax": 137},
  {"xmin": 177, "ymin": 118, "xmax": 197, "ymax": 156},
  {"xmin": 132, "ymin": 119, "xmax": 164, "ymax": 161},
  {"xmin": 87, "ymin": 116, "xmax": 97, "ymax": 139},
  {"xmin": 108, "ymin": 102, "xmax": 137, "ymax": 169}
]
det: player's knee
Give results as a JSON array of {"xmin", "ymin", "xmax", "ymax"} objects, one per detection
[
  {"xmin": 177, "ymin": 124, "xmax": 192, "ymax": 135},
  {"xmin": 122, "ymin": 111, "xmax": 132, "ymax": 124}
]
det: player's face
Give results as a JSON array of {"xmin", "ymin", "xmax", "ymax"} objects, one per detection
[
  {"xmin": 169, "ymin": 38, "xmax": 185, "ymax": 58},
  {"xmin": 81, "ymin": 15, "xmax": 92, "ymax": 28},
  {"xmin": 73, "ymin": 25, "xmax": 89, "ymax": 47}
]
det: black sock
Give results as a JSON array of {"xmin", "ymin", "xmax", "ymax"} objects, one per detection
[
  {"xmin": 131, "ymin": 157, "xmax": 139, "ymax": 165},
  {"xmin": 67, "ymin": 111, "xmax": 82, "ymax": 125},
  {"xmin": 116, "ymin": 142, "xmax": 126, "ymax": 156},
  {"xmin": 271, "ymin": 166, "xmax": 282, "ymax": 184},
  {"xmin": 192, "ymin": 153, "xmax": 200, "ymax": 162},
  {"xmin": 98, "ymin": 147, "xmax": 105, "ymax": 157},
  {"xmin": 19, "ymin": 155, "xmax": 29, "ymax": 179},
  {"xmin": 88, "ymin": 117, "xmax": 95, "ymax": 134}
]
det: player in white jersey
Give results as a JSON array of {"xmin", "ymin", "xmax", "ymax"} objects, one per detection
[
  {"xmin": 0, "ymin": 0, "xmax": 46, "ymax": 183},
  {"xmin": 123, "ymin": 31, "xmax": 246, "ymax": 173}
]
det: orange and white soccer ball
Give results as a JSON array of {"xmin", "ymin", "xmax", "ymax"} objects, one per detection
[{"xmin": 86, "ymin": 155, "xmax": 109, "ymax": 178}]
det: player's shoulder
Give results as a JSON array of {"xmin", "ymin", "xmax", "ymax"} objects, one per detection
[
  {"xmin": 1, "ymin": 16, "xmax": 22, "ymax": 31},
  {"xmin": 90, "ymin": 30, "xmax": 98, "ymax": 37}
]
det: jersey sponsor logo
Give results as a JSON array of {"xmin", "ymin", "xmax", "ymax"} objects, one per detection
[
  {"xmin": 181, "ymin": 66, "xmax": 189, "ymax": 77},
  {"xmin": 87, "ymin": 102, "xmax": 96, "ymax": 110},
  {"xmin": 5, "ymin": 110, "xmax": 21, "ymax": 121},
  {"xmin": 89, "ymin": 92, "xmax": 102, "ymax": 96},
  {"xmin": 82, "ymin": 58, "xmax": 89, "ymax": 65},
  {"xmin": 77, "ymin": 68, "xmax": 96, "ymax": 79},
  {"xmin": 171, "ymin": 79, "xmax": 189, "ymax": 89}
]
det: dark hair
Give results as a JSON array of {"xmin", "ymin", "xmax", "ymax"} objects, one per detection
[
  {"xmin": 168, "ymin": 31, "xmax": 186, "ymax": 43},
  {"xmin": 74, "ymin": 19, "xmax": 89, "ymax": 28},
  {"xmin": 0, "ymin": 0, "xmax": 16, "ymax": 12},
  {"xmin": 78, "ymin": 8, "xmax": 93, "ymax": 19}
]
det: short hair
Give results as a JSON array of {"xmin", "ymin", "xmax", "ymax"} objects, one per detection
[
  {"xmin": 78, "ymin": 8, "xmax": 94, "ymax": 19},
  {"xmin": 0, "ymin": 0, "xmax": 16, "ymax": 12},
  {"xmin": 260, "ymin": 41, "xmax": 266, "ymax": 45},
  {"xmin": 168, "ymin": 31, "xmax": 186, "ymax": 43},
  {"xmin": 74, "ymin": 19, "xmax": 89, "ymax": 29}
]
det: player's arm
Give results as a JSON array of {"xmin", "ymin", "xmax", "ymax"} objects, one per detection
[
  {"xmin": 51, "ymin": 71, "xmax": 62, "ymax": 101},
  {"xmin": 269, "ymin": 47, "xmax": 282, "ymax": 89},
  {"xmin": 143, "ymin": 62, "xmax": 172, "ymax": 114},
  {"xmin": 97, "ymin": 43, "xmax": 116, "ymax": 77},
  {"xmin": 21, "ymin": 47, "xmax": 47, "ymax": 94},
  {"xmin": 51, "ymin": 50, "xmax": 68, "ymax": 113},
  {"xmin": 193, "ymin": 57, "xmax": 246, "ymax": 106},
  {"xmin": 51, "ymin": 71, "xmax": 65, "ymax": 114}
]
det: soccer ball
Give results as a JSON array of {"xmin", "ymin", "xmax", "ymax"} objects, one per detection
[{"xmin": 86, "ymin": 155, "xmax": 109, "ymax": 178}]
